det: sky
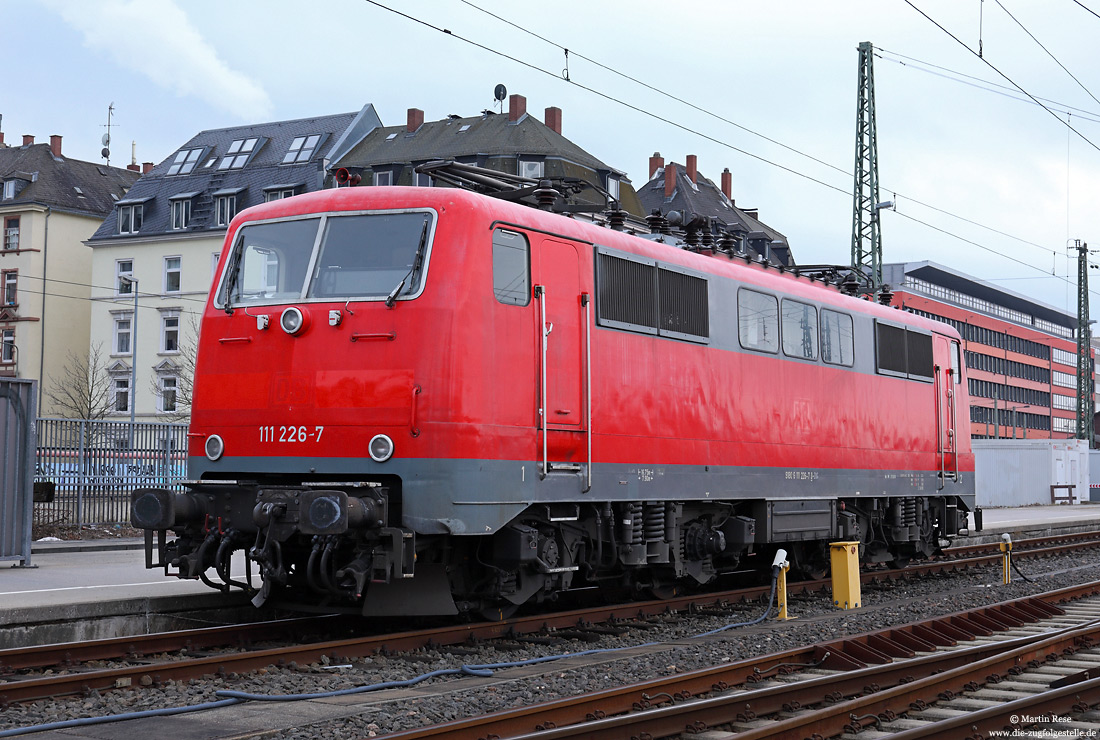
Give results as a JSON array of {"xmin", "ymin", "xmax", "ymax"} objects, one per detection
[{"xmin": 6, "ymin": 0, "xmax": 1100, "ymax": 320}]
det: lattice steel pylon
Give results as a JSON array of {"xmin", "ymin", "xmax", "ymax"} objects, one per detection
[
  {"xmin": 851, "ymin": 41, "xmax": 883, "ymax": 295},
  {"xmin": 1076, "ymin": 239, "xmax": 1094, "ymax": 445}
]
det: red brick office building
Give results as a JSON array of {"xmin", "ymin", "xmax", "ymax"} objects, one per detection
[{"xmin": 884, "ymin": 262, "xmax": 1093, "ymax": 441}]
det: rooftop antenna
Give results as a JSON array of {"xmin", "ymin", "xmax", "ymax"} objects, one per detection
[
  {"xmin": 101, "ymin": 102, "xmax": 114, "ymax": 165},
  {"xmin": 494, "ymin": 84, "xmax": 507, "ymax": 114}
]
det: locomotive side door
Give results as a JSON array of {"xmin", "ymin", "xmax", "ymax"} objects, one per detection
[
  {"xmin": 534, "ymin": 238, "xmax": 587, "ymax": 476},
  {"xmin": 933, "ymin": 334, "xmax": 960, "ymax": 485}
]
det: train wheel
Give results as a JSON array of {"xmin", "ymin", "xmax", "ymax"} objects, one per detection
[
  {"xmin": 479, "ymin": 601, "xmax": 520, "ymax": 621},
  {"xmin": 789, "ymin": 543, "xmax": 829, "ymax": 581},
  {"xmin": 648, "ymin": 582, "xmax": 682, "ymax": 600}
]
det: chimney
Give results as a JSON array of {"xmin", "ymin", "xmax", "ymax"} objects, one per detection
[
  {"xmin": 127, "ymin": 163, "xmax": 140, "ymax": 172},
  {"xmin": 686, "ymin": 154, "xmax": 697, "ymax": 184},
  {"xmin": 22, "ymin": 135, "xmax": 34, "ymax": 147},
  {"xmin": 0, "ymin": 132, "xmax": 5, "ymax": 147},
  {"xmin": 142, "ymin": 162, "xmax": 154, "ymax": 174},
  {"xmin": 544, "ymin": 106, "xmax": 562, "ymax": 135},
  {"xmin": 664, "ymin": 163, "xmax": 677, "ymax": 198},
  {"xmin": 649, "ymin": 152, "xmax": 664, "ymax": 179},
  {"xmin": 50, "ymin": 135, "xmax": 62, "ymax": 158},
  {"xmin": 509, "ymin": 94, "xmax": 527, "ymax": 122},
  {"xmin": 721, "ymin": 168, "xmax": 732, "ymax": 200},
  {"xmin": 407, "ymin": 108, "xmax": 424, "ymax": 133}
]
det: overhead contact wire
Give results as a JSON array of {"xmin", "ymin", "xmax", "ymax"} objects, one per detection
[
  {"xmin": 903, "ymin": 0, "xmax": 1100, "ymax": 156},
  {"xmin": 992, "ymin": 0, "xmax": 1100, "ymax": 110},
  {"xmin": 460, "ymin": 0, "xmax": 1065, "ymax": 262},
  {"xmin": 360, "ymin": 0, "xmax": 849, "ymax": 198}
]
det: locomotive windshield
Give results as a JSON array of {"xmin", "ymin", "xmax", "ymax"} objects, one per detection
[{"xmin": 220, "ymin": 211, "xmax": 434, "ymax": 307}]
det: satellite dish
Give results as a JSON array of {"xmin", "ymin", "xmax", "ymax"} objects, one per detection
[
  {"xmin": 494, "ymin": 84, "xmax": 507, "ymax": 102},
  {"xmin": 101, "ymin": 133, "xmax": 110, "ymax": 146},
  {"xmin": 101, "ymin": 147, "xmax": 110, "ymax": 159}
]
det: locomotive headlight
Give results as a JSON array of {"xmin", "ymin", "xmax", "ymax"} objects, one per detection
[
  {"xmin": 280, "ymin": 306, "xmax": 307, "ymax": 335},
  {"xmin": 369, "ymin": 434, "xmax": 394, "ymax": 462},
  {"xmin": 205, "ymin": 434, "xmax": 224, "ymax": 461}
]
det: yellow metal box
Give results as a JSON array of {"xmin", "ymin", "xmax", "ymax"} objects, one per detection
[{"xmin": 829, "ymin": 541, "xmax": 861, "ymax": 609}]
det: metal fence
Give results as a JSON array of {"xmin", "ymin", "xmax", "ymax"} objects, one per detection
[
  {"xmin": 34, "ymin": 418, "xmax": 188, "ymax": 526},
  {"xmin": 1, "ymin": 379, "xmax": 36, "ymax": 566}
]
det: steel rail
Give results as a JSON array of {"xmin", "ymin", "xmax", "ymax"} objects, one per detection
[
  {"xmin": 0, "ymin": 615, "xmax": 343, "ymax": 673},
  {"xmin": 3, "ymin": 536, "xmax": 1099, "ymax": 705},
  {"xmin": 375, "ymin": 590, "xmax": 1090, "ymax": 740}
]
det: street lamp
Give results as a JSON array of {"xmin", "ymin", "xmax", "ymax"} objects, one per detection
[
  {"xmin": 1006, "ymin": 404, "xmax": 1031, "ymax": 439},
  {"xmin": 119, "ymin": 275, "xmax": 138, "ymax": 447}
]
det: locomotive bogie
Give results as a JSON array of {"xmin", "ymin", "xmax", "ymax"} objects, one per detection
[{"xmin": 134, "ymin": 186, "xmax": 976, "ymax": 617}]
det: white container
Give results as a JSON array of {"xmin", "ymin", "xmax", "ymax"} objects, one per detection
[{"xmin": 973, "ymin": 439, "xmax": 1089, "ymax": 507}]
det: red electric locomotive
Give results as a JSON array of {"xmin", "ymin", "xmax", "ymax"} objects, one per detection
[{"xmin": 132, "ymin": 177, "xmax": 975, "ymax": 617}]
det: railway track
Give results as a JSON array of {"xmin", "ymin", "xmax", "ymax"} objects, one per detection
[
  {"xmin": 1, "ymin": 529, "xmax": 1098, "ymax": 708},
  {"xmin": 375, "ymin": 581, "xmax": 1100, "ymax": 740}
]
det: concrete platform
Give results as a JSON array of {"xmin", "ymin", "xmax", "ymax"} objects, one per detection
[
  {"xmin": 0, "ymin": 545, "xmax": 255, "ymax": 644},
  {"xmin": 962, "ymin": 503, "xmax": 1100, "ymax": 545}
]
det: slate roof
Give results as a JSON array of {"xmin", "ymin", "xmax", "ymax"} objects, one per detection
[
  {"xmin": 637, "ymin": 163, "xmax": 794, "ymax": 264},
  {"xmin": 336, "ymin": 110, "xmax": 614, "ymax": 173},
  {"xmin": 0, "ymin": 143, "xmax": 138, "ymax": 216},
  {"xmin": 88, "ymin": 109, "xmax": 368, "ymax": 242}
]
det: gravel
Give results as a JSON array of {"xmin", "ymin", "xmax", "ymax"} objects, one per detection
[{"xmin": 2, "ymin": 550, "xmax": 1099, "ymax": 738}]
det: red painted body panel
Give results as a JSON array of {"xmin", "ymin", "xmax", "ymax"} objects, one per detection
[{"xmin": 190, "ymin": 187, "xmax": 974, "ymax": 485}]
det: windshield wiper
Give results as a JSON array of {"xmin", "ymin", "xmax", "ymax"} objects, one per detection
[
  {"xmin": 221, "ymin": 244, "xmax": 246, "ymax": 314},
  {"xmin": 385, "ymin": 218, "xmax": 430, "ymax": 308}
]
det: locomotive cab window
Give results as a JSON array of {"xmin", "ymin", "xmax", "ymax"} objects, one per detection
[
  {"xmin": 781, "ymin": 299, "xmax": 817, "ymax": 360},
  {"xmin": 219, "ymin": 211, "xmax": 435, "ymax": 307},
  {"xmin": 737, "ymin": 288, "xmax": 779, "ymax": 353},
  {"xmin": 222, "ymin": 217, "xmax": 320, "ymax": 304},
  {"xmin": 492, "ymin": 228, "xmax": 530, "ymax": 305},
  {"xmin": 307, "ymin": 212, "xmax": 433, "ymax": 300},
  {"xmin": 875, "ymin": 321, "xmax": 933, "ymax": 380}
]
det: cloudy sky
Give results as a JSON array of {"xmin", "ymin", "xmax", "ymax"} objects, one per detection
[{"xmin": 6, "ymin": 0, "xmax": 1100, "ymax": 318}]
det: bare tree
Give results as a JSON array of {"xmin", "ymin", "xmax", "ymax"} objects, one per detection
[{"xmin": 45, "ymin": 343, "xmax": 113, "ymax": 420}]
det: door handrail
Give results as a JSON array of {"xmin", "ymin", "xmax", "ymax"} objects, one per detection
[
  {"xmin": 934, "ymin": 364, "xmax": 945, "ymax": 490},
  {"xmin": 583, "ymin": 293, "xmax": 592, "ymax": 493},
  {"xmin": 536, "ymin": 285, "xmax": 548, "ymax": 478}
]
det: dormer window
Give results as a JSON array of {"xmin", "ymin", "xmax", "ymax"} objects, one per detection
[
  {"xmin": 606, "ymin": 176, "xmax": 620, "ymax": 201},
  {"xmin": 167, "ymin": 148, "xmax": 204, "ymax": 175},
  {"xmin": 2, "ymin": 181, "xmax": 15, "ymax": 199},
  {"xmin": 171, "ymin": 201, "xmax": 189, "ymax": 229},
  {"xmin": 213, "ymin": 187, "xmax": 244, "ymax": 226},
  {"xmin": 219, "ymin": 138, "xmax": 259, "ymax": 170},
  {"xmin": 263, "ymin": 183, "xmax": 301, "ymax": 202},
  {"xmin": 118, "ymin": 203, "xmax": 143, "ymax": 234},
  {"xmin": 519, "ymin": 160, "xmax": 544, "ymax": 179},
  {"xmin": 282, "ymin": 135, "xmax": 321, "ymax": 163}
]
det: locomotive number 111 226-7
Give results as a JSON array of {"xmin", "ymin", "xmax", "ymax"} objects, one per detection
[{"xmin": 258, "ymin": 425, "xmax": 325, "ymax": 443}]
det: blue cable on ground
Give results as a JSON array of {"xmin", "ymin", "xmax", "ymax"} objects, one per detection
[
  {"xmin": 2, "ymin": 571, "xmax": 779, "ymax": 736},
  {"xmin": 0, "ymin": 699, "xmax": 242, "ymax": 738}
]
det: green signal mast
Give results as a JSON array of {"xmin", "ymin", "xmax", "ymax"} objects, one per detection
[
  {"xmin": 1076, "ymin": 239, "xmax": 1094, "ymax": 445},
  {"xmin": 851, "ymin": 41, "xmax": 890, "ymax": 296}
]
